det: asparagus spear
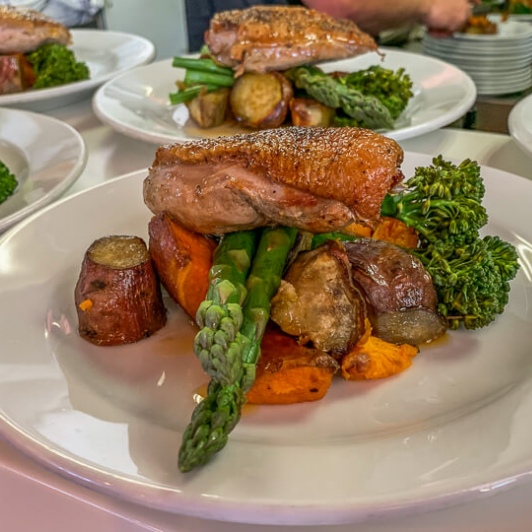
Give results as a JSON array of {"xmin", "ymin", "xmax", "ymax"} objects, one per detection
[
  {"xmin": 169, "ymin": 56, "xmax": 235, "ymax": 105},
  {"xmin": 194, "ymin": 230, "xmax": 259, "ymax": 386},
  {"xmin": 179, "ymin": 226, "xmax": 298, "ymax": 472}
]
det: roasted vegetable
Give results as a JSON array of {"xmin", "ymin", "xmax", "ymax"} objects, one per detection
[
  {"xmin": 0, "ymin": 160, "xmax": 17, "ymax": 204},
  {"xmin": 370, "ymin": 216, "xmax": 418, "ymax": 248},
  {"xmin": 381, "ymin": 156, "xmax": 520, "ymax": 330},
  {"xmin": 229, "ymin": 72, "xmax": 293, "ymax": 129},
  {"xmin": 186, "ymin": 87, "xmax": 231, "ymax": 128},
  {"xmin": 246, "ymin": 325, "xmax": 339, "ymax": 404},
  {"xmin": 74, "ymin": 235, "xmax": 167, "ymax": 346},
  {"xmin": 26, "ymin": 43, "xmax": 89, "ymax": 89},
  {"xmin": 345, "ymin": 238, "xmax": 447, "ymax": 345},
  {"xmin": 336, "ymin": 65, "xmax": 413, "ymax": 122},
  {"xmin": 148, "ymin": 214, "xmax": 216, "ymax": 319},
  {"xmin": 286, "ymin": 65, "xmax": 396, "ymax": 130},
  {"xmin": 289, "ymin": 97, "xmax": 335, "ymax": 127},
  {"xmin": 271, "ymin": 240, "xmax": 367, "ymax": 355},
  {"xmin": 341, "ymin": 328, "xmax": 419, "ymax": 380},
  {"xmin": 179, "ymin": 226, "xmax": 298, "ymax": 472}
]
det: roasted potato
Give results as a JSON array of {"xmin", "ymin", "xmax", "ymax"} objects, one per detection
[
  {"xmin": 229, "ymin": 71, "xmax": 293, "ymax": 129},
  {"xmin": 289, "ymin": 97, "xmax": 335, "ymax": 127},
  {"xmin": 186, "ymin": 87, "xmax": 231, "ymax": 128},
  {"xmin": 75, "ymin": 235, "xmax": 167, "ymax": 346}
]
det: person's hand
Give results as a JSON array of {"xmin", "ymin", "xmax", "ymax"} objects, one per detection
[{"xmin": 423, "ymin": 0, "xmax": 476, "ymax": 36}]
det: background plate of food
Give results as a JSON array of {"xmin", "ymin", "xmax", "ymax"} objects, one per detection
[
  {"xmin": 0, "ymin": 107, "xmax": 86, "ymax": 233},
  {"xmin": 0, "ymin": 149, "xmax": 530, "ymax": 525},
  {"xmin": 0, "ymin": 29, "xmax": 156, "ymax": 112},
  {"xmin": 92, "ymin": 49, "xmax": 477, "ymax": 144}
]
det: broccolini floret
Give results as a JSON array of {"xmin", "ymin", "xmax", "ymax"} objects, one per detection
[
  {"xmin": 382, "ymin": 156, "xmax": 520, "ymax": 330},
  {"xmin": 381, "ymin": 156, "xmax": 488, "ymax": 246},
  {"xmin": 0, "ymin": 161, "xmax": 18, "ymax": 204},
  {"xmin": 26, "ymin": 43, "xmax": 90, "ymax": 89}
]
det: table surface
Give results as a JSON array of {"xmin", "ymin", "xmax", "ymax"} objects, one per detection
[{"xmin": 2, "ymin": 96, "xmax": 532, "ymax": 532}]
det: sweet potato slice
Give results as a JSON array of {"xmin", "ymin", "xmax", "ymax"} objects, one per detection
[
  {"xmin": 371, "ymin": 216, "xmax": 418, "ymax": 248},
  {"xmin": 74, "ymin": 235, "xmax": 167, "ymax": 346},
  {"xmin": 148, "ymin": 214, "xmax": 216, "ymax": 319},
  {"xmin": 341, "ymin": 332, "xmax": 419, "ymax": 381},
  {"xmin": 246, "ymin": 326, "xmax": 339, "ymax": 405}
]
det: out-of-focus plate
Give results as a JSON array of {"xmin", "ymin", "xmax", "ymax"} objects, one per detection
[
  {"xmin": 0, "ymin": 29, "xmax": 155, "ymax": 112},
  {"xmin": 92, "ymin": 49, "xmax": 477, "ymax": 144},
  {"xmin": 0, "ymin": 153, "xmax": 531, "ymax": 526},
  {"xmin": 508, "ymin": 93, "xmax": 532, "ymax": 157},
  {"xmin": 0, "ymin": 108, "xmax": 86, "ymax": 232}
]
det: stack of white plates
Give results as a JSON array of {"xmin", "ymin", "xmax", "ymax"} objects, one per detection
[{"xmin": 422, "ymin": 17, "xmax": 532, "ymax": 96}]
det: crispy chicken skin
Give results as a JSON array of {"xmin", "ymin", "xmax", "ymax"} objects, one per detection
[
  {"xmin": 205, "ymin": 6, "xmax": 378, "ymax": 75},
  {"xmin": 143, "ymin": 127, "xmax": 404, "ymax": 235},
  {"xmin": 0, "ymin": 6, "xmax": 71, "ymax": 54}
]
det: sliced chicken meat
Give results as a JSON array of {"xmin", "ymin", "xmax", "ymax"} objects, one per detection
[
  {"xmin": 143, "ymin": 127, "xmax": 404, "ymax": 235},
  {"xmin": 205, "ymin": 6, "xmax": 378, "ymax": 75}
]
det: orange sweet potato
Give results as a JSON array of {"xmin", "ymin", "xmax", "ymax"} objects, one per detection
[
  {"xmin": 341, "ymin": 329, "xmax": 419, "ymax": 381},
  {"xmin": 246, "ymin": 326, "xmax": 339, "ymax": 405},
  {"xmin": 371, "ymin": 216, "xmax": 418, "ymax": 248},
  {"xmin": 148, "ymin": 214, "xmax": 216, "ymax": 319}
]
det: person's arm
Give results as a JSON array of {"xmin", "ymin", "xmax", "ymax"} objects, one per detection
[{"xmin": 302, "ymin": 0, "xmax": 472, "ymax": 35}]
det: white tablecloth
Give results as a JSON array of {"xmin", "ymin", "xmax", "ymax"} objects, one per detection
[{"xmin": 2, "ymin": 98, "xmax": 532, "ymax": 531}]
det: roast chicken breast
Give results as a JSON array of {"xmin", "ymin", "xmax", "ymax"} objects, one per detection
[
  {"xmin": 143, "ymin": 127, "xmax": 404, "ymax": 235},
  {"xmin": 0, "ymin": 6, "xmax": 71, "ymax": 54},
  {"xmin": 205, "ymin": 6, "xmax": 378, "ymax": 75}
]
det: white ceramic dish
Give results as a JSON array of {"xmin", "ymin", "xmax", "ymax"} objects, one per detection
[
  {"xmin": 508, "ymin": 93, "xmax": 532, "ymax": 157},
  {"xmin": 92, "ymin": 49, "xmax": 477, "ymax": 144},
  {"xmin": 0, "ymin": 153, "xmax": 531, "ymax": 526},
  {"xmin": 0, "ymin": 108, "xmax": 86, "ymax": 232},
  {"xmin": 0, "ymin": 29, "xmax": 155, "ymax": 112}
]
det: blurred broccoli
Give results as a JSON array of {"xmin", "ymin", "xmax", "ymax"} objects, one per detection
[
  {"xmin": 381, "ymin": 156, "xmax": 520, "ymax": 330},
  {"xmin": 26, "ymin": 43, "xmax": 90, "ymax": 89},
  {"xmin": 0, "ymin": 161, "xmax": 17, "ymax": 204},
  {"xmin": 285, "ymin": 65, "xmax": 396, "ymax": 130},
  {"xmin": 339, "ymin": 65, "xmax": 413, "ymax": 121}
]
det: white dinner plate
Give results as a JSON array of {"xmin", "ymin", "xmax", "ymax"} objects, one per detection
[
  {"xmin": 0, "ymin": 29, "xmax": 155, "ymax": 112},
  {"xmin": 508, "ymin": 93, "xmax": 532, "ymax": 157},
  {"xmin": 0, "ymin": 152, "xmax": 531, "ymax": 525},
  {"xmin": 92, "ymin": 49, "xmax": 477, "ymax": 144},
  {"xmin": 0, "ymin": 108, "xmax": 86, "ymax": 233}
]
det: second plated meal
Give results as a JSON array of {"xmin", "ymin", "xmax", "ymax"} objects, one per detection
[{"xmin": 170, "ymin": 6, "xmax": 413, "ymax": 132}]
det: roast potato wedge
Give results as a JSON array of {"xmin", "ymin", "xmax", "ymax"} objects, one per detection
[
  {"xmin": 289, "ymin": 97, "xmax": 335, "ymax": 127},
  {"xmin": 186, "ymin": 87, "xmax": 231, "ymax": 128},
  {"xmin": 229, "ymin": 71, "xmax": 293, "ymax": 129}
]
